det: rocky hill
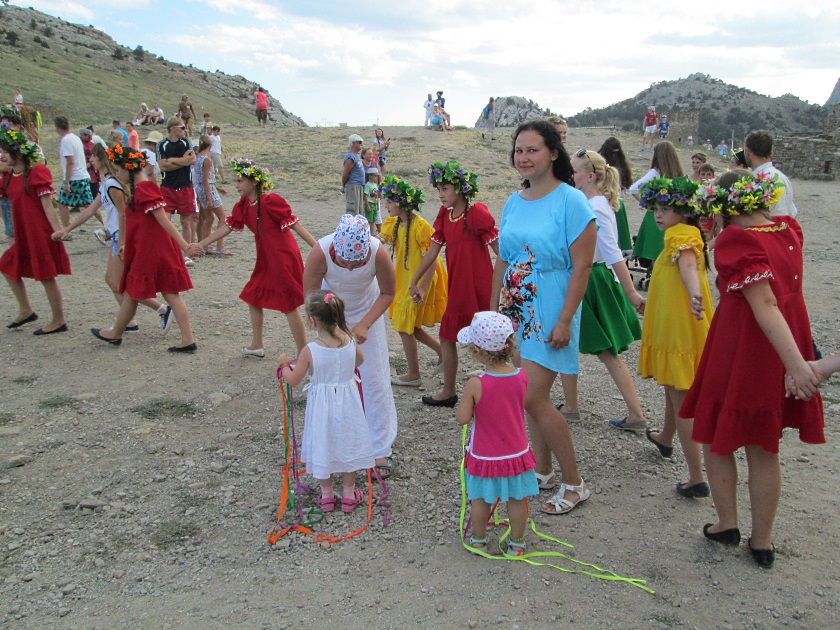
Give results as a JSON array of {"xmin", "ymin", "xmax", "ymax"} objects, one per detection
[
  {"xmin": 566, "ymin": 73, "xmax": 826, "ymax": 143},
  {"xmin": 826, "ymin": 77, "xmax": 840, "ymax": 106},
  {"xmin": 473, "ymin": 96, "xmax": 556, "ymax": 128},
  {"xmin": 0, "ymin": 5, "xmax": 306, "ymax": 128}
]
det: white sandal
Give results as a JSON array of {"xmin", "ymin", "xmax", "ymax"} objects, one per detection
[
  {"xmin": 541, "ymin": 481, "xmax": 591, "ymax": 515},
  {"xmin": 534, "ymin": 471, "xmax": 556, "ymax": 490}
]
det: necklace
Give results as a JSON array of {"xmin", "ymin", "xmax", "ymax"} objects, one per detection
[
  {"xmin": 449, "ymin": 205, "xmax": 467, "ymax": 222},
  {"xmin": 249, "ymin": 198, "xmax": 258, "ymax": 206},
  {"xmin": 11, "ymin": 170, "xmax": 23, "ymax": 177}
]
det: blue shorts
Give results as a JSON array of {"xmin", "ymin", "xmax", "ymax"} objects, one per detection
[{"xmin": 111, "ymin": 230, "xmax": 120, "ymax": 256}]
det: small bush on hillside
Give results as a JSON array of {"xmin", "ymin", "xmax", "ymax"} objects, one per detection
[
  {"xmin": 112, "ymin": 46, "xmax": 125, "ymax": 60},
  {"xmin": 133, "ymin": 45, "xmax": 144, "ymax": 61},
  {"xmin": 41, "ymin": 25, "xmax": 53, "ymax": 37},
  {"xmin": 5, "ymin": 30, "xmax": 19, "ymax": 45}
]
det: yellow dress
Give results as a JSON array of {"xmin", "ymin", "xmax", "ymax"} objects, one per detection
[
  {"xmin": 638, "ymin": 223, "xmax": 714, "ymax": 390},
  {"xmin": 380, "ymin": 215, "xmax": 448, "ymax": 333}
]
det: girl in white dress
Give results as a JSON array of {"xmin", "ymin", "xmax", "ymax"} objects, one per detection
[{"xmin": 277, "ymin": 290, "xmax": 374, "ymax": 513}]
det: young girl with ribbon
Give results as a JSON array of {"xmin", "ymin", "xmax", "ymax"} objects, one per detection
[
  {"xmin": 277, "ymin": 290, "xmax": 374, "ymax": 514},
  {"xmin": 636, "ymin": 176, "xmax": 713, "ymax": 498},
  {"xmin": 456, "ymin": 311, "xmax": 538, "ymax": 556},
  {"xmin": 379, "ymin": 175, "xmax": 447, "ymax": 386},
  {"xmin": 197, "ymin": 158, "xmax": 316, "ymax": 357},
  {"xmin": 411, "ymin": 161, "xmax": 499, "ymax": 407},
  {"xmin": 682, "ymin": 169, "xmax": 824, "ymax": 568}
]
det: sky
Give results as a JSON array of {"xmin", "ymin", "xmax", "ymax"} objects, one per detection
[{"xmin": 13, "ymin": 0, "xmax": 840, "ymax": 127}]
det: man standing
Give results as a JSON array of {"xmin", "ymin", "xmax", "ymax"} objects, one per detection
[
  {"xmin": 341, "ymin": 134, "xmax": 365, "ymax": 216},
  {"xmin": 55, "ymin": 116, "xmax": 93, "ymax": 231},
  {"xmin": 157, "ymin": 118, "xmax": 198, "ymax": 265},
  {"xmin": 423, "ymin": 93, "xmax": 434, "ymax": 127},
  {"xmin": 641, "ymin": 106, "xmax": 658, "ymax": 152},
  {"xmin": 745, "ymin": 130, "xmax": 798, "ymax": 218}
]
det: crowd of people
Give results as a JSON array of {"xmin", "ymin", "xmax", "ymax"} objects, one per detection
[{"xmin": 0, "ymin": 103, "xmax": 832, "ymax": 566}]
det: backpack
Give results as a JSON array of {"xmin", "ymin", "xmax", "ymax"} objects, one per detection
[{"xmin": 481, "ymin": 106, "xmax": 489, "ymax": 119}]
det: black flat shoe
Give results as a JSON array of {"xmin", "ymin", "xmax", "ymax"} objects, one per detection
[
  {"xmin": 677, "ymin": 481, "xmax": 710, "ymax": 498},
  {"xmin": 91, "ymin": 328, "xmax": 121, "ymax": 345},
  {"xmin": 646, "ymin": 428, "xmax": 674, "ymax": 458},
  {"xmin": 33, "ymin": 323, "xmax": 67, "ymax": 335},
  {"xmin": 748, "ymin": 538, "xmax": 775, "ymax": 568},
  {"xmin": 703, "ymin": 523, "xmax": 741, "ymax": 546},
  {"xmin": 421, "ymin": 394, "xmax": 457, "ymax": 407},
  {"xmin": 168, "ymin": 343, "xmax": 197, "ymax": 353},
  {"xmin": 7, "ymin": 312, "xmax": 38, "ymax": 328}
]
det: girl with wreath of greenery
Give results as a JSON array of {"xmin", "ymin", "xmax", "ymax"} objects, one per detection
[
  {"xmin": 0, "ymin": 122, "xmax": 70, "ymax": 335},
  {"xmin": 197, "ymin": 158, "xmax": 317, "ymax": 357},
  {"xmin": 378, "ymin": 175, "xmax": 447, "ymax": 386},
  {"xmin": 410, "ymin": 160, "xmax": 499, "ymax": 407}
]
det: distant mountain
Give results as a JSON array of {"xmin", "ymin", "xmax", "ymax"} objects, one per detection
[
  {"xmin": 826, "ymin": 77, "xmax": 840, "ymax": 106},
  {"xmin": 567, "ymin": 73, "xmax": 826, "ymax": 143},
  {"xmin": 0, "ymin": 5, "xmax": 306, "ymax": 127},
  {"xmin": 473, "ymin": 96, "xmax": 556, "ymax": 128}
]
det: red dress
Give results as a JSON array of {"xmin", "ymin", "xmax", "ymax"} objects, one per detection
[
  {"xmin": 431, "ymin": 203, "xmax": 498, "ymax": 342},
  {"xmin": 682, "ymin": 217, "xmax": 824, "ymax": 455},
  {"xmin": 0, "ymin": 165, "xmax": 71, "ymax": 282},
  {"xmin": 119, "ymin": 180, "xmax": 193, "ymax": 300},
  {"xmin": 225, "ymin": 193, "xmax": 304, "ymax": 312}
]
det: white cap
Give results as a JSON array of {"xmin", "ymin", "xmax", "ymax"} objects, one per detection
[{"xmin": 348, "ymin": 133, "xmax": 363, "ymax": 145}]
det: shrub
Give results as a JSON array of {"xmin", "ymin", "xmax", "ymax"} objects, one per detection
[
  {"xmin": 41, "ymin": 25, "xmax": 53, "ymax": 37},
  {"xmin": 5, "ymin": 30, "xmax": 19, "ymax": 45},
  {"xmin": 112, "ymin": 46, "xmax": 125, "ymax": 60},
  {"xmin": 132, "ymin": 44, "xmax": 144, "ymax": 61}
]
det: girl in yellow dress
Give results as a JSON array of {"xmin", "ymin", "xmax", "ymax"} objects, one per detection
[
  {"xmin": 379, "ymin": 175, "xmax": 447, "ymax": 386},
  {"xmin": 637, "ymin": 176, "xmax": 713, "ymax": 499}
]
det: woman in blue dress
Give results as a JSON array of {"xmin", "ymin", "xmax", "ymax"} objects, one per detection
[{"xmin": 491, "ymin": 120, "xmax": 597, "ymax": 515}]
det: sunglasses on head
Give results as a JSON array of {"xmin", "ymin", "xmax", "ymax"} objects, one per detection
[
  {"xmin": 172, "ymin": 125, "xmax": 186, "ymax": 130},
  {"xmin": 574, "ymin": 148, "xmax": 595, "ymax": 172}
]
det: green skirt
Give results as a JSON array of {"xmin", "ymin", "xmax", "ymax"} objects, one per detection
[
  {"xmin": 579, "ymin": 263, "xmax": 642, "ymax": 356},
  {"xmin": 632, "ymin": 211, "xmax": 664, "ymax": 261},
  {"xmin": 615, "ymin": 200, "xmax": 633, "ymax": 252}
]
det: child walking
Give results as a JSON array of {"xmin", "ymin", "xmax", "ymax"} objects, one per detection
[
  {"xmin": 55, "ymin": 144, "xmax": 172, "ymax": 334},
  {"xmin": 410, "ymin": 161, "xmax": 498, "ymax": 407},
  {"xmin": 636, "ymin": 176, "xmax": 713, "ymax": 497},
  {"xmin": 91, "ymin": 146, "xmax": 201, "ymax": 351},
  {"xmin": 0, "ymin": 123, "xmax": 70, "ymax": 335},
  {"xmin": 378, "ymin": 175, "xmax": 447, "ymax": 386},
  {"xmin": 569, "ymin": 150, "xmax": 647, "ymax": 431},
  {"xmin": 210, "ymin": 126, "xmax": 227, "ymax": 183},
  {"xmin": 197, "ymin": 158, "xmax": 316, "ymax": 356},
  {"xmin": 363, "ymin": 167, "xmax": 380, "ymax": 233},
  {"xmin": 683, "ymin": 170, "xmax": 824, "ymax": 568},
  {"xmin": 456, "ymin": 312, "xmax": 538, "ymax": 556},
  {"xmin": 193, "ymin": 136, "xmax": 231, "ymax": 256},
  {"xmin": 277, "ymin": 290, "xmax": 374, "ymax": 513}
]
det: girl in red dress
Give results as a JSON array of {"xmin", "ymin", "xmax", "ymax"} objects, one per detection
[
  {"xmin": 682, "ymin": 169, "xmax": 824, "ymax": 568},
  {"xmin": 410, "ymin": 161, "xmax": 499, "ymax": 407},
  {"xmin": 197, "ymin": 158, "xmax": 316, "ymax": 357},
  {"xmin": 91, "ymin": 146, "xmax": 201, "ymax": 352},
  {"xmin": 0, "ymin": 123, "xmax": 70, "ymax": 335}
]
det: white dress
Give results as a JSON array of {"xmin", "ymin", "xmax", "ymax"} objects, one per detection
[
  {"xmin": 300, "ymin": 339, "xmax": 375, "ymax": 479},
  {"xmin": 318, "ymin": 234, "xmax": 398, "ymax": 459}
]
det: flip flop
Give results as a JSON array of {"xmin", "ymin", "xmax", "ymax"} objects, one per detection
[{"xmin": 373, "ymin": 455, "xmax": 394, "ymax": 480}]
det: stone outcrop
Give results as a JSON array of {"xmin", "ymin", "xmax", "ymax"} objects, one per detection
[{"xmin": 473, "ymin": 97, "xmax": 554, "ymax": 128}]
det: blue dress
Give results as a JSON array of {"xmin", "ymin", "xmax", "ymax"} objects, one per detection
[{"xmin": 499, "ymin": 183, "xmax": 596, "ymax": 374}]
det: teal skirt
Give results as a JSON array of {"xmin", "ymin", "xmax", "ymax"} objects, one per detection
[
  {"xmin": 579, "ymin": 263, "xmax": 642, "ymax": 355},
  {"xmin": 466, "ymin": 470, "xmax": 538, "ymax": 503},
  {"xmin": 632, "ymin": 211, "xmax": 664, "ymax": 261},
  {"xmin": 615, "ymin": 200, "xmax": 633, "ymax": 252}
]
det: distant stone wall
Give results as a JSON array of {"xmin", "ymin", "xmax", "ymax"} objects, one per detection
[
  {"xmin": 662, "ymin": 110, "xmax": 699, "ymax": 146},
  {"xmin": 773, "ymin": 104, "xmax": 840, "ymax": 181}
]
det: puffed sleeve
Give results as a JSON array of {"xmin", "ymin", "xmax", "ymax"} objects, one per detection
[
  {"xmin": 29, "ymin": 165, "xmax": 56, "ymax": 197},
  {"xmin": 430, "ymin": 205, "xmax": 448, "ymax": 245},
  {"xmin": 263, "ymin": 193, "xmax": 299, "ymax": 230},
  {"xmin": 379, "ymin": 216, "xmax": 397, "ymax": 245},
  {"xmin": 132, "ymin": 180, "xmax": 166, "ymax": 214},
  {"xmin": 466, "ymin": 202, "xmax": 498, "ymax": 245},
  {"xmin": 413, "ymin": 216, "xmax": 434, "ymax": 254},
  {"xmin": 664, "ymin": 223, "xmax": 705, "ymax": 264},
  {"xmin": 713, "ymin": 226, "xmax": 773, "ymax": 293},
  {"xmin": 224, "ymin": 197, "xmax": 247, "ymax": 232}
]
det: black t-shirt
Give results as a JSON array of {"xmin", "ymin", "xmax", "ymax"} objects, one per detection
[{"xmin": 157, "ymin": 137, "xmax": 193, "ymax": 189}]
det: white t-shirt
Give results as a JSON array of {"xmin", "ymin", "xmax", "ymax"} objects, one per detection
[
  {"xmin": 14, "ymin": 93, "xmax": 23, "ymax": 105},
  {"xmin": 753, "ymin": 162, "xmax": 798, "ymax": 218},
  {"xmin": 590, "ymin": 195, "xmax": 623, "ymax": 266},
  {"xmin": 209, "ymin": 135, "xmax": 222, "ymax": 155},
  {"xmin": 59, "ymin": 133, "xmax": 88, "ymax": 181},
  {"xmin": 140, "ymin": 148, "xmax": 160, "ymax": 177},
  {"xmin": 99, "ymin": 175, "xmax": 124, "ymax": 234}
]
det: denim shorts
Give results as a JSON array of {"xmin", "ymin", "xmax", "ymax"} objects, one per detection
[{"xmin": 111, "ymin": 230, "xmax": 120, "ymax": 256}]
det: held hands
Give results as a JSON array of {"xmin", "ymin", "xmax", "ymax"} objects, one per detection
[
  {"xmin": 689, "ymin": 293, "xmax": 705, "ymax": 320},
  {"xmin": 351, "ymin": 322, "xmax": 369, "ymax": 344},
  {"xmin": 51, "ymin": 229, "xmax": 67, "ymax": 241},
  {"xmin": 547, "ymin": 319, "xmax": 571, "ymax": 349},
  {"xmin": 629, "ymin": 291, "xmax": 646, "ymax": 315},
  {"xmin": 409, "ymin": 282, "xmax": 425, "ymax": 304},
  {"xmin": 784, "ymin": 361, "xmax": 821, "ymax": 401},
  {"xmin": 186, "ymin": 243, "xmax": 204, "ymax": 258}
]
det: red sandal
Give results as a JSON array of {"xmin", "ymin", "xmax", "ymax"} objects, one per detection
[
  {"xmin": 341, "ymin": 488, "xmax": 364, "ymax": 513},
  {"xmin": 317, "ymin": 496, "xmax": 336, "ymax": 513}
]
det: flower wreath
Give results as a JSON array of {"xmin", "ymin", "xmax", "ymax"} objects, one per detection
[
  {"xmin": 427, "ymin": 160, "xmax": 479, "ymax": 200},
  {"xmin": 0, "ymin": 123, "xmax": 41, "ymax": 165},
  {"xmin": 378, "ymin": 174, "xmax": 424, "ymax": 214},
  {"xmin": 107, "ymin": 145, "xmax": 147, "ymax": 171},
  {"xmin": 691, "ymin": 170, "xmax": 783, "ymax": 217},
  {"xmin": 638, "ymin": 176, "xmax": 699, "ymax": 214},
  {"xmin": 231, "ymin": 157, "xmax": 274, "ymax": 192}
]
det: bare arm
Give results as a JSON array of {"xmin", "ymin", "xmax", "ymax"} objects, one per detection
[
  {"xmin": 150, "ymin": 207, "xmax": 191, "ymax": 253},
  {"xmin": 352, "ymin": 246, "xmax": 396, "ymax": 343},
  {"xmin": 202, "ymin": 156, "xmax": 212, "ymax": 201},
  {"xmin": 277, "ymin": 347, "xmax": 312, "ymax": 388},
  {"xmin": 62, "ymin": 156, "xmax": 74, "ymax": 191},
  {"xmin": 197, "ymin": 222, "xmax": 232, "ymax": 249},
  {"xmin": 341, "ymin": 157, "xmax": 353, "ymax": 187},
  {"xmin": 455, "ymin": 377, "xmax": 481, "ymax": 425},
  {"xmin": 55, "ymin": 195, "xmax": 103, "ymax": 239},
  {"xmin": 612, "ymin": 260, "xmax": 645, "ymax": 314},
  {"xmin": 409, "ymin": 241, "xmax": 442, "ymax": 302},
  {"xmin": 302, "ymin": 244, "xmax": 328, "ymax": 295},
  {"xmin": 676, "ymin": 249, "xmax": 705, "ymax": 320},
  {"xmin": 158, "ymin": 150, "xmax": 196, "ymax": 171},
  {"xmin": 547, "ymin": 222, "xmax": 596, "ymax": 349},
  {"xmin": 291, "ymin": 221, "xmax": 317, "ymax": 248},
  {"xmin": 354, "ymin": 341, "xmax": 364, "ymax": 368},
  {"xmin": 40, "ymin": 194, "xmax": 62, "ymax": 232}
]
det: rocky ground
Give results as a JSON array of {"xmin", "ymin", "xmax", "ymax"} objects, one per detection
[{"xmin": 1, "ymin": 126, "xmax": 838, "ymax": 628}]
